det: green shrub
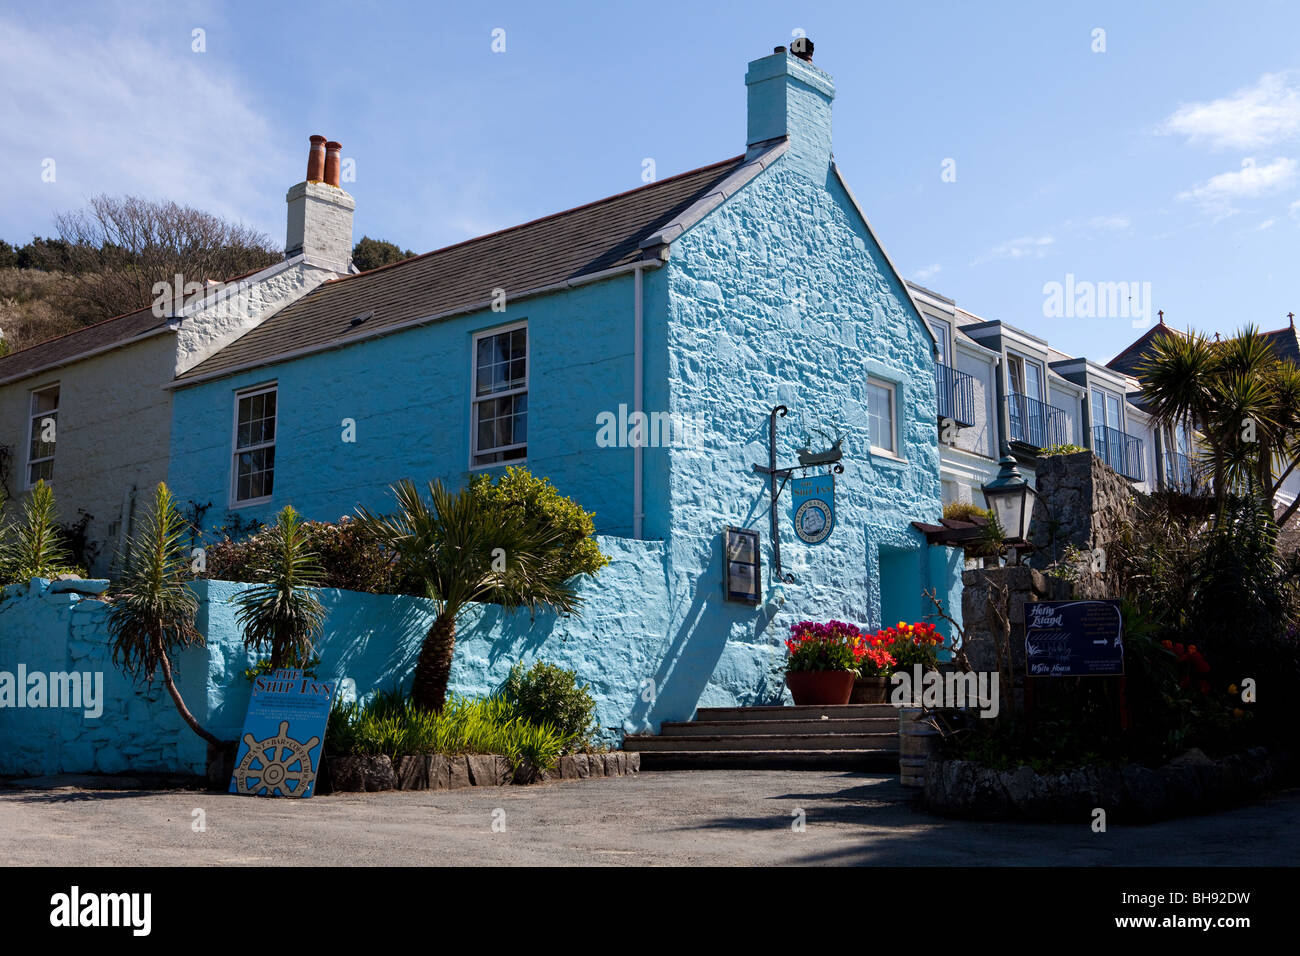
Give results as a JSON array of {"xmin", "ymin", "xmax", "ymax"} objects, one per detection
[
  {"xmin": 326, "ymin": 691, "xmax": 571, "ymax": 771},
  {"xmin": 0, "ymin": 480, "xmax": 85, "ymax": 584},
  {"xmin": 1040, "ymin": 443, "xmax": 1087, "ymax": 457},
  {"xmin": 502, "ymin": 661, "xmax": 597, "ymax": 750},
  {"xmin": 468, "ymin": 467, "xmax": 608, "ymax": 580},
  {"xmin": 941, "ymin": 502, "xmax": 990, "ymax": 523},
  {"xmin": 200, "ymin": 515, "xmax": 403, "ymax": 594}
]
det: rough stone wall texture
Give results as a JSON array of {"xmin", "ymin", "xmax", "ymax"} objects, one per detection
[
  {"xmin": 634, "ymin": 149, "xmax": 953, "ymax": 729},
  {"xmin": 0, "ymin": 537, "xmax": 672, "ymax": 776},
  {"xmin": 0, "ymin": 334, "xmax": 178, "ymax": 577},
  {"xmin": 959, "ymin": 565, "xmax": 1071, "ymax": 673},
  {"xmin": 0, "ymin": 578, "xmax": 205, "ymax": 775},
  {"xmin": 1026, "ymin": 450, "xmax": 1135, "ymax": 598},
  {"xmin": 0, "ymin": 258, "xmax": 337, "ymax": 577},
  {"xmin": 172, "ymin": 258, "xmax": 339, "ymax": 373}
]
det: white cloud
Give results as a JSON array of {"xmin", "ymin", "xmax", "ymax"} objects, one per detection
[
  {"xmin": 1258, "ymin": 219, "xmax": 1276, "ymax": 230},
  {"xmin": 971, "ymin": 235, "xmax": 1054, "ymax": 265},
  {"xmin": 1160, "ymin": 72, "xmax": 1300, "ymax": 150},
  {"xmin": 1084, "ymin": 215, "xmax": 1129, "ymax": 232},
  {"xmin": 0, "ymin": 14, "xmax": 287, "ymax": 241},
  {"xmin": 913, "ymin": 263, "xmax": 941, "ymax": 281},
  {"xmin": 1177, "ymin": 157, "xmax": 1298, "ymax": 219},
  {"xmin": 1290, "ymin": 198, "xmax": 1300, "ymax": 220}
]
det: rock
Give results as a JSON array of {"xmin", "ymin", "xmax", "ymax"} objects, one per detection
[
  {"xmin": 559, "ymin": 755, "xmax": 580, "ymax": 779},
  {"xmin": 587, "ymin": 752, "xmax": 606, "ymax": 777},
  {"xmin": 604, "ymin": 753, "xmax": 621, "ymax": 776},
  {"xmin": 447, "ymin": 755, "xmax": 471, "ymax": 789},
  {"xmin": 1121, "ymin": 764, "xmax": 1169, "ymax": 822},
  {"xmin": 1168, "ymin": 748, "xmax": 1213, "ymax": 767},
  {"xmin": 625, "ymin": 751, "xmax": 640, "ymax": 773},
  {"xmin": 325, "ymin": 756, "xmax": 363, "ymax": 792},
  {"xmin": 1003, "ymin": 765, "xmax": 1054, "ymax": 820},
  {"xmin": 49, "ymin": 578, "xmax": 110, "ymax": 596},
  {"xmin": 396, "ymin": 755, "xmax": 431, "ymax": 790},
  {"xmin": 361, "ymin": 755, "xmax": 396, "ymax": 791},
  {"xmin": 467, "ymin": 754, "xmax": 509, "ymax": 786},
  {"xmin": 429, "ymin": 754, "xmax": 451, "ymax": 790}
]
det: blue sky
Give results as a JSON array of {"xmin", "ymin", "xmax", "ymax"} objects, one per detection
[{"xmin": 2, "ymin": 0, "xmax": 1299, "ymax": 364}]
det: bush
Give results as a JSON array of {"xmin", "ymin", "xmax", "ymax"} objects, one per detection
[
  {"xmin": 941, "ymin": 502, "xmax": 990, "ymax": 523},
  {"xmin": 0, "ymin": 480, "xmax": 85, "ymax": 584},
  {"xmin": 199, "ymin": 516, "xmax": 403, "ymax": 594},
  {"xmin": 326, "ymin": 691, "xmax": 571, "ymax": 771},
  {"xmin": 501, "ymin": 661, "xmax": 597, "ymax": 751},
  {"xmin": 1040, "ymin": 443, "xmax": 1087, "ymax": 457},
  {"xmin": 468, "ymin": 467, "xmax": 608, "ymax": 580}
]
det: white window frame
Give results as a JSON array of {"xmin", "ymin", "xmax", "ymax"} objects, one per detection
[
  {"xmin": 930, "ymin": 317, "xmax": 952, "ymax": 366},
  {"xmin": 866, "ymin": 376, "xmax": 902, "ymax": 459},
  {"xmin": 229, "ymin": 382, "xmax": 278, "ymax": 508},
  {"xmin": 1090, "ymin": 385, "xmax": 1124, "ymax": 431},
  {"xmin": 470, "ymin": 320, "xmax": 528, "ymax": 470},
  {"xmin": 24, "ymin": 383, "xmax": 59, "ymax": 488},
  {"xmin": 1006, "ymin": 350, "xmax": 1045, "ymax": 401}
]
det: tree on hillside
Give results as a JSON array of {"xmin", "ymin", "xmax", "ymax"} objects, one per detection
[
  {"xmin": 352, "ymin": 236, "xmax": 415, "ymax": 272},
  {"xmin": 51, "ymin": 195, "xmax": 279, "ymax": 320}
]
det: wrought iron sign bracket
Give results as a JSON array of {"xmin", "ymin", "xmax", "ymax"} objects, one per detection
[{"xmin": 750, "ymin": 404, "xmax": 845, "ymax": 586}]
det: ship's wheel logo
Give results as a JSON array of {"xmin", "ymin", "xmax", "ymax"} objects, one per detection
[{"xmin": 233, "ymin": 720, "xmax": 320, "ymax": 797}]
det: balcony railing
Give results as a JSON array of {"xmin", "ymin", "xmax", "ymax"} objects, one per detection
[
  {"xmin": 1094, "ymin": 425, "xmax": 1144, "ymax": 481},
  {"xmin": 1164, "ymin": 451, "xmax": 1196, "ymax": 490},
  {"xmin": 936, "ymin": 363, "xmax": 976, "ymax": 427},
  {"xmin": 1006, "ymin": 393, "xmax": 1070, "ymax": 449}
]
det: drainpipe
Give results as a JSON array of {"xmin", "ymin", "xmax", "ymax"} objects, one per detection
[
  {"xmin": 633, "ymin": 263, "xmax": 645, "ymax": 539},
  {"xmin": 994, "ymin": 355, "xmax": 1008, "ymax": 454},
  {"xmin": 1153, "ymin": 426, "xmax": 1166, "ymax": 490}
]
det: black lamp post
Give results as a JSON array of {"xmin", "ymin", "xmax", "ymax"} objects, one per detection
[{"xmin": 981, "ymin": 447, "xmax": 1033, "ymax": 547}]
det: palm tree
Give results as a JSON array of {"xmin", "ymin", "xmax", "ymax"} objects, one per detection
[
  {"xmin": 356, "ymin": 478, "xmax": 583, "ymax": 712},
  {"xmin": 0, "ymin": 479, "xmax": 74, "ymax": 583},
  {"xmin": 1139, "ymin": 325, "xmax": 1300, "ymax": 520},
  {"xmin": 233, "ymin": 505, "xmax": 326, "ymax": 670},
  {"xmin": 106, "ymin": 482, "xmax": 223, "ymax": 747}
]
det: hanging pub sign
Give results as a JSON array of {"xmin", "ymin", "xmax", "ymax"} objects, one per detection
[
  {"xmin": 1024, "ymin": 600, "xmax": 1124, "ymax": 677},
  {"xmin": 790, "ymin": 474, "xmax": 835, "ymax": 545},
  {"xmin": 229, "ymin": 668, "xmax": 335, "ymax": 798},
  {"xmin": 723, "ymin": 526, "xmax": 761, "ymax": 604}
]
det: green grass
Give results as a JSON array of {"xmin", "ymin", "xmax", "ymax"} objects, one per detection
[{"xmin": 326, "ymin": 690, "xmax": 571, "ymax": 771}]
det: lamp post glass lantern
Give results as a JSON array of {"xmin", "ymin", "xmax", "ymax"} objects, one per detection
[{"xmin": 982, "ymin": 452, "xmax": 1032, "ymax": 544}]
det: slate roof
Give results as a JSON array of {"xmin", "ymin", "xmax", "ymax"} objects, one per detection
[
  {"xmin": 0, "ymin": 305, "xmax": 167, "ymax": 384},
  {"xmin": 1109, "ymin": 321, "xmax": 1300, "ymax": 379},
  {"xmin": 1106, "ymin": 322, "xmax": 1181, "ymax": 378},
  {"xmin": 176, "ymin": 155, "xmax": 747, "ymax": 384}
]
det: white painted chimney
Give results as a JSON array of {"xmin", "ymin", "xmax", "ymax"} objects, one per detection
[{"xmin": 285, "ymin": 134, "xmax": 354, "ymax": 273}]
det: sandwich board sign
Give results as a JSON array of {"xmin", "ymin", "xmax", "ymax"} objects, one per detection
[
  {"xmin": 1024, "ymin": 600, "xmax": 1124, "ymax": 677},
  {"xmin": 229, "ymin": 668, "xmax": 334, "ymax": 797}
]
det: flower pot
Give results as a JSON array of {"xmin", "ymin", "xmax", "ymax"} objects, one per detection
[
  {"xmin": 785, "ymin": 670, "xmax": 855, "ymax": 706},
  {"xmin": 850, "ymin": 675, "xmax": 890, "ymax": 704}
]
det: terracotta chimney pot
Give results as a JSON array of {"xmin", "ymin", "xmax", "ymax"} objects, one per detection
[
  {"xmin": 324, "ymin": 141, "xmax": 343, "ymax": 187},
  {"xmin": 306, "ymin": 134, "xmax": 327, "ymax": 182}
]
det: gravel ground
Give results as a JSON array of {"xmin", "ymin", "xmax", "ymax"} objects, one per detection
[{"xmin": 1, "ymin": 770, "xmax": 1295, "ymax": 866}]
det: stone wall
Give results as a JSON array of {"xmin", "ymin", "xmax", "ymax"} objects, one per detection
[
  {"xmin": 1026, "ymin": 450, "xmax": 1135, "ymax": 598},
  {"xmin": 958, "ymin": 566, "xmax": 1071, "ymax": 673}
]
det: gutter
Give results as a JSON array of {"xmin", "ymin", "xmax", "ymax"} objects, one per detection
[{"xmin": 165, "ymin": 256, "xmax": 666, "ymax": 391}]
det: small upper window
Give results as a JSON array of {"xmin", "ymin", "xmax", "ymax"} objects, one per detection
[
  {"xmin": 472, "ymin": 323, "xmax": 527, "ymax": 467},
  {"xmin": 930, "ymin": 319, "xmax": 951, "ymax": 366},
  {"xmin": 866, "ymin": 378, "xmax": 897, "ymax": 455},
  {"xmin": 232, "ymin": 384, "xmax": 277, "ymax": 505},
  {"xmin": 26, "ymin": 384, "xmax": 59, "ymax": 487}
]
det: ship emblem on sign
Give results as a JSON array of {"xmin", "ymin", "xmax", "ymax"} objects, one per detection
[{"xmin": 790, "ymin": 474, "xmax": 835, "ymax": 545}]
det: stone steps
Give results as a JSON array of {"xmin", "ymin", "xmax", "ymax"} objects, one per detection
[{"xmin": 626, "ymin": 703, "xmax": 902, "ymax": 771}]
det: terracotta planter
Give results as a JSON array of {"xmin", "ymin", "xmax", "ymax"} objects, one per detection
[
  {"xmin": 785, "ymin": 670, "xmax": 855, "ymax": 706},
  {"xmin": 850, "ymin": 675, "xmax": 890, "ymax": 704}
]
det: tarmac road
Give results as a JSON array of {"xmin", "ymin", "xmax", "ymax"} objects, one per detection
[{"xmin": 0, "ymin": 770, "xmax": 1294, "ymax": 866}]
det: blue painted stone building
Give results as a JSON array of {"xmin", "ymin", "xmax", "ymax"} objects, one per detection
[{"xmin": 165, "ymin": 44, "xmax": 961, "ymax": 733}]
